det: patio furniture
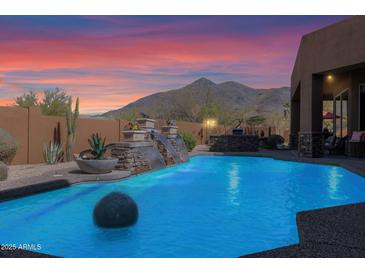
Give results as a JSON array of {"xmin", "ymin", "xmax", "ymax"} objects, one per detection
[
  {"xmin": 324, "ymin": 135, "xmax": 347, "ymax": 155},
  {"xmin": 276, "ymin": 143, "xmax": 290, "ymax": 150},
  {"xmin": 334, "ymin": 137, "xmax": 347, "ymax": 155},
  {"xmin": 346, "ymin": 131, "xmax": 365, "ymax": 157},
  {"xmin": 324, "ymin": 135, "xmax": 337, "ymax": 154}
]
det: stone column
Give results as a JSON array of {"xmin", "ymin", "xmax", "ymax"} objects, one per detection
[
  {"xmin": 298, "ymin": 74, "xmax": 324, "ymax": 158},
  {"xmin": 289, "ymin": 97, "xmax": 300, "ymax": 149}
]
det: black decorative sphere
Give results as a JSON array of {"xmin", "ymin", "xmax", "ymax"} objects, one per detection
[{"xmin": 93, "ymin": 192, "xmax": 138, "ymax": 228}]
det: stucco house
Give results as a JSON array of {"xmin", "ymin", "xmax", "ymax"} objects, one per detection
[{"xmin": 290, "ymin": 16, "xmax": 365, "ymax": 157}]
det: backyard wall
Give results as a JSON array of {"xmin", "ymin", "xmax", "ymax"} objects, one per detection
[
  {"xmin": 0, "ymin": 106, "xmax": 207, "ymax": 165},
  {"xmin": 0, "ymin": 106, "xmax": 289, "ymax": 165}
]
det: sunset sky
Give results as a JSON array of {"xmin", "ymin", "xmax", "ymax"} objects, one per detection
[{"xmin": 0, "ymin": 16, "xmax": 347, "ymax": 114}]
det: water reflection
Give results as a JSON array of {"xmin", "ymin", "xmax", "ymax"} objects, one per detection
[
  {"xmin": 228, "ymin": 162, "xmax": 240, "ymax": 206},
  {"xmin": 328, "ymin": 167, "xmax": 345, "ymax": 200}
]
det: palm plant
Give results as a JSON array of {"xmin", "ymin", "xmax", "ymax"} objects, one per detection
[
  {"xmin": 88, "ymin": 133, "xmax": 107, "ymax": 160},
  {"xmin": 43, "ymin": 141, "xmax": 63, "ymax": 164}
]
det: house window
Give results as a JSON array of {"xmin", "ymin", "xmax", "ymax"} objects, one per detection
[{"xmin": 334, "ymin": 90, "xmax": 348, "ymax": 137}]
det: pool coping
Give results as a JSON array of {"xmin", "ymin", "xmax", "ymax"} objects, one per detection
[{"xmin": 0, "ymin": 167, "xmax": 131, "ymax": 202}]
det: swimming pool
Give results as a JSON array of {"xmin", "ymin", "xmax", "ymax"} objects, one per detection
[{"xmin": 1, "ymin": 156, "xmax": 365, "ymax": 257}]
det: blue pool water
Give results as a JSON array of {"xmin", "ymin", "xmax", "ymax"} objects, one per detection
[{"xmin": 1, "ymin": 156, "xmax": 365, "ymax": 257}]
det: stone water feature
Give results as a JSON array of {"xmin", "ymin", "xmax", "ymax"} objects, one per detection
[
  {"xmin": 110, "ymin": 118, "xmax": 189, "ymax": 175},
  {"xmin": 152, "ymin": 123, "xmax": 189, "ymax": 165},
  {"xmin": 172, "ymin": 135, "xmax": 189, "ymax": 162}
]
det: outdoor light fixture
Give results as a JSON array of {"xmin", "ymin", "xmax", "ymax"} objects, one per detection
[
  {"xmin": 205, "ymin": 119, "xmax": 217, "ymax": 127},
  {"xmin": 327, "ymin": 74, "xmax": 333, "ymax": 81},
  {"xmin": 204, "ymin": 119, "xmax": 217, "ymax": 145}
]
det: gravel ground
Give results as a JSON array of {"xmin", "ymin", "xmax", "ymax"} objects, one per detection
[
  {"xmin": 6, "ymin": 161, "xmax": 78, "ymax": 181},
  {"xmin": 0, "ymin": 160, "xmax": 131, "ymax": 192}
]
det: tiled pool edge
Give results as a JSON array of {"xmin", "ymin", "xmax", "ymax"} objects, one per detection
[{"xmin": 0, "ymin": 180, "xmax": 71, "ymax": 203}]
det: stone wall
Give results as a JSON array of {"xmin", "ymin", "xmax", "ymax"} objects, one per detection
[
  {"xmin": 110, "ymin": 143, "xmax": 151, "ymax": 175},
  {"xmin": 209, "ymin": 135, "xmax": 259, "ymax": 152},
  {"xmin": 298, "ymin": 132, "xmax": 323, "ymax": 158}
]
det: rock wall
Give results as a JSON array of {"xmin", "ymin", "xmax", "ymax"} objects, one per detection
[
  {"xmin": 298, "ymin": 132, "xmax": 323, "ymax": 158},
  {"xmin": 209, "ymin": 135, "xmax": 259, "ymax": 152},
  {"xmin": 110, "ymin": 143, "xmax": 151, "ymax": 175}
]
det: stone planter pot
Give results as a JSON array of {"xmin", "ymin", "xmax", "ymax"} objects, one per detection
[
  {"xmin": 161, "ymin": 126, "xmax": 178, "ymax": 138},
  {"xmin": 76, "ymin": 158, "xmax": 119, "ymax": 174},
  {"xmin": 122, "ymin": 130, "xmax": 147, "ymax": 142},
  {"xmin": 136, "ymin": 118, "xmax": 156, "ymax": 131}
]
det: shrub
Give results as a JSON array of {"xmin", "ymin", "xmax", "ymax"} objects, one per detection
[
  {"xmin": 180, "ymin": 132, "xmax": 197, "ymax": 152},
  {"xmin": 43, "ymin": 141, "xmax": 63, "ymax": 164},
  {"xmin": 264, "ymin": 134, "xmax": 285, "ymax": 149},
  {"xmin": 0, "ymin": 128, "xmax": 17, "ymax": 164},
  {"xmin": 0, "ymin": 161, "xmax": 8, "ymax": 181}
]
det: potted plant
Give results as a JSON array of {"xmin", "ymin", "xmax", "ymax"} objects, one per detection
[
  {"xmin": 161, "ymin": 120, "xmax": 178, "ymax": 138},
  {"xmin": 122, "ymin": 121, "xmax": 147, "ymax": 142},
  {"xmin": 76, "ymin": 133, "xmax": 118, "ymax": 174}
]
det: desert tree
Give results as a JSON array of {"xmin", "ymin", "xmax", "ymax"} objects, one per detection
[
  {"xmin": 15, "ymin": 88, "xmax": 70, "ymax": 116},
  {"xmin": 40, "ymin": 88, "xmax": 69, "ymax": 116},
  {"xmin": 247, "ymin": 115, "xmax": 266, "ymax": 134},
  {"xmin": 15, "ymin": 91, "xmax": 39, "ymax": 108}
]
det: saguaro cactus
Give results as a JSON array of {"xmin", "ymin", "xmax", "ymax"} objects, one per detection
[{"xmin": 65, "ymin": 97, "xmax": 79, "ymax": 161}]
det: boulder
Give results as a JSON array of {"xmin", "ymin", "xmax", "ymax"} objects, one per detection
[
  {"xmin": 0, "ymin": 128, "xmax": 17, "ymax": 164},
  {"xmin": 93, "ymin": 192, "xmax": 138, "ymax": 228},
  {"xmin": 0, "ymin": 161, "xmax": 8, "ymax": 181}
]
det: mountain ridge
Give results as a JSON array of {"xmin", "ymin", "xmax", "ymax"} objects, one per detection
[{"xmin": 102, "ymin": 77, "xmax": 290, "ymax": 122}]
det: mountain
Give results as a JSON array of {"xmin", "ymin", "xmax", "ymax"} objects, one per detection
[{"xmin": 102, "ymin": 78, "xmax": 290, "ymax": 122}]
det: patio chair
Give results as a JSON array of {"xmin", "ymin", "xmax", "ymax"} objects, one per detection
[
  {"xmin": 347, "ymin": 131, "xmax": 365, "ymax": 157},
  {"xmin": 334, "ymin": 137, "xmax": 347, "ymax": 155},
  {"xmin": 324, "ymin": 135, "xmax": 337, "ymax": 154}
]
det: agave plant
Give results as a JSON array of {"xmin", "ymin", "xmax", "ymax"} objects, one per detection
[
  {"xmin": 88, "ymin": 133, "xmax": 107, "ymax": 160},
  {"xmin": 43, "ymin": 141, "xmax": 63, "ymax": 165}
]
